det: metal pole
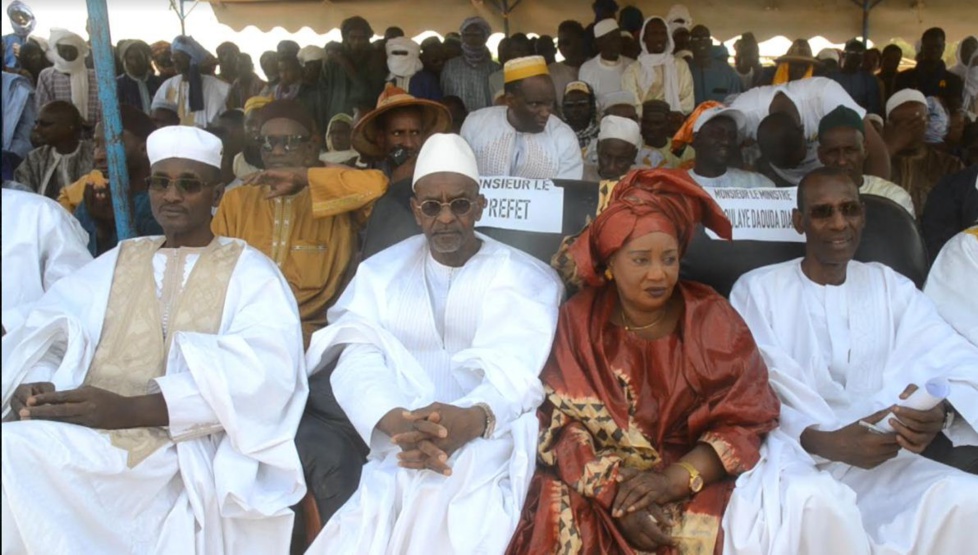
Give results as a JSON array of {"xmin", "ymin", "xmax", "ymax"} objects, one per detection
[{"xmin": 86, "ymin": 0, "xmax": 135, "ymax": 240}]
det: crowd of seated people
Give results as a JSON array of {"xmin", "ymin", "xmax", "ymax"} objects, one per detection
[{"xmin": 2, "ymin": 1, "xmax": 977, "ymax": 554}]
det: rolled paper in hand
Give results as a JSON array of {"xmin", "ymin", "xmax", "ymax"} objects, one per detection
[{"xmin": 875, "ymin": 377, "xmax": 950, "ymax": 433}]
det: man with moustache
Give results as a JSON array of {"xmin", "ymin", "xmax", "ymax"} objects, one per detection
[
  {"xmin": 303, "ymin": 133, "xmax": 563, "ymax": 552},
  {"xmin": 1, "ymin": 125, "xmax": 307, "ymax": 554},
  {"xmin": 462, "ymin": 55, "xmax": 583, "ymax": 179}
]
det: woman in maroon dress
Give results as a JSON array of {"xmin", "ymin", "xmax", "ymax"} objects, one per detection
[{"xmin": 507, "ymin": 169, "xmax": 780, "ymax": 555}]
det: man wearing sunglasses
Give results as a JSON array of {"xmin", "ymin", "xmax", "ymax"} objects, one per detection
[
  {"xmin": 304, "ymin": 133, "xmax": 563, "ymax": 553},
  {"xmin": 723, "ymin": 166, "xmax": 978, "ymax": 554},
  {"xmin": 1, "ymin": 125, "xmax": 308, "ymax": 553},
  {"xmin": 214, "ymin": 99, "xmax": 388, "ymax": 347}
]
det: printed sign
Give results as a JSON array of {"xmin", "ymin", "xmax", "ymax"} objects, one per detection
[
  {"xmin": 476, "ymin": 176, "xmax": 565, "ymax": 234},
  {"xmin": 702, "ymin": 187, "xmax": 804, "ymax": 242}
]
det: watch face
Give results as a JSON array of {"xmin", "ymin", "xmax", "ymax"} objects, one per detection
[{"xmin": 690, "ymin": 475, "xmax": 704, "ymax": 493}]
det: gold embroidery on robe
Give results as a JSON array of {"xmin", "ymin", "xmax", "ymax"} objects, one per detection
[{"xmin": 83, "ymin": 237, "xmax": 243, "ymax": 467}]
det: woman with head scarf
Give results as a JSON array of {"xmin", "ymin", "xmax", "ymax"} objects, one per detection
[
  {"xmin": 35, "ymin": 28, "xmax": 101, "ymax": 129},
  {"xmin": 319, "ymin": 113, "xmax": 358, "ymax": 165},
  {"xmin": 116, "ymin": 39, "xmax": 163, "ymax": 114},
  {"xmin": 385, "ymin": 36, "xmax": 443, "ymax": 101},
  {"xmin": 621, "ymin": 16, "xmax": 695, "ymax": 115},
  {"xmin": 506, "ymin": 169, "xmax": 780, "ymax": 555},
  {"xmin": 151, "ymin": 35, "xmax": 231, "ymax": 128}
]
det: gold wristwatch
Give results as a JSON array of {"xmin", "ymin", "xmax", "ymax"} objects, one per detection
[{"xmin": 676, "ymin": 461, "xmax": 704, "ymax": 493}]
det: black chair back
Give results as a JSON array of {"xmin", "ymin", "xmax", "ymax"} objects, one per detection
[{"xmin": 362, "ymin": 180, "xmax": 929, "ymax": 297}]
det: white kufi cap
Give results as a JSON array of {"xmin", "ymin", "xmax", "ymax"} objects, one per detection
[
  {"xmin": 412, "ymin": 133, "xmax": 480, "ymax": 189},
  {"xmin": 594, "ymin": 18, "xmax": 619, "ymax": 39},
  {"xmin": 147, "ymin": 126, "xmax": 223, "ymax": 170},
  {"xmin": 599, "ymin": 115, "xmax": 643, "ymax": 149},
  {"xmin": 885, "ymin": 89, "xmax": 927, "ymax": 119}
]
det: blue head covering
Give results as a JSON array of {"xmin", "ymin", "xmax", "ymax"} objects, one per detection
[{"xmin": 171, "ymin": 35, "xmax": 210, "ymax": 113}]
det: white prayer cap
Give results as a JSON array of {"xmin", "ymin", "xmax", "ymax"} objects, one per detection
[
  {"xmin": 816, "ymin": 48, "xmax": 840, "ymax": 63},
  {"xmin": 886, "ymin": 89, "xmax": 927, "ymax": 119},
  {"xmin": 693, "ymin": 106, "xmax": 747, "ymax": 140},
  {"xmin": 865, "ymin": 113, "xmax": 884, "ymax": 129},
  {"xmin": 594, "ymin": 18, "xmax": 619, "ymax": 39},
  {"xmin": 598, "ymin": 90, "xmax": 639, "ymax": 113},
  {"xmin": 412, "ymin": 133, "xmax": 480, "ymax": 190},
  {"xmin": 147, "ymin": 126, "xmax": 223, "ymax": 170},
  {"xmin": 297, "ymin": 45, "xmax": 326, "ymax": 64},
  {"xmin": 599, "ymin": 115, "xmax": 642, "ymax": 149}
]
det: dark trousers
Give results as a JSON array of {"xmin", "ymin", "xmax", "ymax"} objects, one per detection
[
  {"xmin": 922, "ymin": 432, "xmax": 978, "ymax": 475},
  {"xmin": 295, "ymin": 369, "xmax": 369, "ymax": 525}
]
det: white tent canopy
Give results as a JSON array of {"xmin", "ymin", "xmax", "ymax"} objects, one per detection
[{"xmin": 204, "ymin": 0, "xmax": 974, "ymax": 43}]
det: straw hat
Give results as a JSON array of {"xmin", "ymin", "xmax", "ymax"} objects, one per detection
[
  {"xmin": 775, "ymin": 39, "xmax": 821, "ymax": 66},
  {"xmin": 351, "ymin": 84, "xmax": 452, "ymax": 159}
]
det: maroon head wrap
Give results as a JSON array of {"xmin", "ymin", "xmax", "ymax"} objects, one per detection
[{"xmin": 568, "ymin": 169, "xmax": 732, "ymax": 287}]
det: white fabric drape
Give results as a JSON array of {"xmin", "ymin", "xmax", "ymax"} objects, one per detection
[
  {"xmin": 925, "ymin": 227, "xmax": 978, "ymax": 345},
  {"xmin": 1, "ymin": 189, "xmax": 91, "ymax": 333},
  {"xmin": 636, "ymin": 16, "xmax": 682, "ymax": 112}
]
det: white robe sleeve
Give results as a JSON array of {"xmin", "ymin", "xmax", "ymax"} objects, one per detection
[
  {"xmin": 554, "ymin": 124, "xmax": 584, "ymax": 180},
  {"xmin": 730, "ymin": 275, "xmax": 837, "ymax": 442},
  {"xmin": 924, "ymin": 230, "xmax": 978, "ymax": 346},
  {"xmin": 453, "ymin": 257, "xmax": 563, "ymax": 437},
  {"xmin": 1, "ymin": 190, "xmax": 92, "ymax": 332}
]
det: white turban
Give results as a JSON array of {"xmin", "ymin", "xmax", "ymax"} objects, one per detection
[
  {"xmin": 666, "ymin": 4, "xmax": 693, "ymax": 32},
  {"xmin": 147, "ymin": 126, "xmax": 224, "ymax": 170},
  {"xmin": 412, "ymin": 133, "xmax": 479, "ymax": 189},
  {"xmin": 599, "ymin": 115, "xmax": 642, "ymax": 149},
  {"xmin": 594, "ymin": 18, "xmax": 619, "ymax": 39},
  {"xmin": 297, "ymin": 45, "xmax": 326, "ymax": 64},
  {"xmin": 598, "ymin": 90, "xmax": 639, "ymax": 114},
  {"xmin": 386, "ymin": 37, "xmax": 423, "ymax": 79},
  {"xmin": 886, "ymin": 88, "xmax": 927, "ymax": 119},
  {"xmin": 47, "ymin": 29, "xmax": 91, "ymax": 122}
]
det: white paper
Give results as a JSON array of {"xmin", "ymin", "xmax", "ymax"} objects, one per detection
[
  {"xmin": 702, "ymin": 186, "xmax": 805, "ymax": 243},
  {"xmin": 875, "ymin": 377, "xmax": 950, "ymax": 433},
  {"xmin": 476, "ymin": 176, "xmax": 565, "ymax": 234}
]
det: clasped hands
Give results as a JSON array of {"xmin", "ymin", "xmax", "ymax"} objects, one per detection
[
  {"xmin": 379, "ymin": 402, "xmax": 486, "ymax": 476},
  {"xmin": 612, "ymin": 466, "xmax": 689, "ymax": 552},
  {"xmin": 9, "ymin": 382, "xmax": 131, "ymax": 429}
]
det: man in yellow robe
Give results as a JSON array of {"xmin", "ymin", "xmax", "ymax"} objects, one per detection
[{"xmin": 212, "ymin": 99, "xmax": 388, "ymax": 346}]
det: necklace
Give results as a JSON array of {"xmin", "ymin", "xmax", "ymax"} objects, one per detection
[{"xmin": 620, "ymin": 307, "xmax": 667, "ymax": 332}]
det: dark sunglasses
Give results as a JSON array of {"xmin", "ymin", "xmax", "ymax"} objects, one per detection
[
  {"xmin": 809, "ymin": 201, "xmax": 863, "ymax": 220},
  {"xmin": 419, "ymin": 198, "xmax": 474, "ymax": 218},
  {"xmin": 260, "ymin": 134, "xmax": 311, "ymax": 152},
  {"xmin": 146, "ymin": 175, "xmax": 212, "ymax": 194}
]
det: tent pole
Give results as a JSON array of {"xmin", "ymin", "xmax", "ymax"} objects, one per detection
[
  {"xmin": 86, "ymin": 0, "xmax": 135, "ymax": 240},
  {"xmin": 853, "ymin": 0, "xmax": 886, "ymax": 42}
]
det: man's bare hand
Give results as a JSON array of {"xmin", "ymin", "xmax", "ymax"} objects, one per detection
[
  {"xmin": 241, "ymin": 168, "xmax": 309, "ymax": 198},
  {"xmin": 390, "ymin": 402, "xmax": 486, "ymax": 475},
  {"xmin": 888, "ymin": 384, "xmax": 946, "ymax": 453},
  {"xmin": 19, "ymin": 386, "xmax": 149, "ymax": 430},
  {"xmin": 801, "ymin": 408, "xmax": 901, "ymax": 469},
  {"xmin": 882, "ymin": 113, "xmax": 926, "ymax": 155},
  {"xmin": 9, "ymin": 382, "xmax": 55, "ymax": 421},
  {"xmin": 83, "ymin": 181, "xmax": 115, "ymax": 223}
]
